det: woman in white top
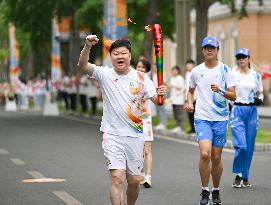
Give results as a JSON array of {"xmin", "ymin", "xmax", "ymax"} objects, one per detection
[
  {"xmin": 168, "ymin": 65, "xmax": 185, "ymax": 133},
  {"xmin": 136, "ymin": 59, "xmax": 153, "ymax": 188},
  {"xmin": 230, "ymin": 48, "xmax": 263, "ymax": 188}
]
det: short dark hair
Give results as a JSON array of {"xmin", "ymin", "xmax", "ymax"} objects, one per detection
[
  {"xmin": 109, "ymin": 39, "xmax": 131, "ymax": 54},
  {"xmin": 136, "ymin": 59, "xmax": 151, "ymax": 73},
  {"xmin": 172, "ymin": 65, "xmax": 181, "ymax": 75},
  {"xmin": 185, "ymin": 59, "xmax": 195, "ymax": 65}
]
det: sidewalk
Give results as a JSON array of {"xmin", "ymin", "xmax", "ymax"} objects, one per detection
[{"xmin": 258, "ymin": 106, "xmax": 271, "ymax": 118}]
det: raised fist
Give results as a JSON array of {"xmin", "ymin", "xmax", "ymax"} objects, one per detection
[{"xmin": 85, "ymin": 35, "xmax": 99, "ymax": 46}]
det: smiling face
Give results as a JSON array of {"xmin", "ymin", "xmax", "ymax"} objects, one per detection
[
  {"xmin": 136, "ymin": 61, "xmax": 147, "ymax": 73},
  {"xmin": 110, "ymin": 46, "xmax": 131, "ymax": 74}
]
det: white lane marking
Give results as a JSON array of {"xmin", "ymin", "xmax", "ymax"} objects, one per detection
[
  {"xmin": 27, "ymin": 171, "xmax": 46, "ymax": 179},
  {"xmin": 53, "ymin": 191, "xmax": 82, "ymax": 205},
  {"xmin": 0, "ymin": 148, "xmax": 9, "ymax": 154},
  {"xmin": 155, "ymin": 134, "xmax": 234, "ymax": 153},
  {"xmin": 10, "ymin": 158, "xmax": 26, "ymax": 165},
  {"xmin": 61, "ymin": 115, "xmax": 234, "ymax": 153}
]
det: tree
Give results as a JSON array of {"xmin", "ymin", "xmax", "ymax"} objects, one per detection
[
  {"xmin": 0, "ymin": 0, "xmax": 56, "ymax": 75},
  {"xmin": 194, "ymin": 0, "xmax": 264, "ymax": 64},
  {"xmin": 194, "ymin": 0, "xmax": 216, "ymax": 64},
  {"xmin": 127, "ymin": 0, "xmax": 175, "ymax": 61}
]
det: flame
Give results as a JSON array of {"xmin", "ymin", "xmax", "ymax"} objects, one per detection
[
  {"xmin": 128, "ymin": 18, "xmax": 136, "ymax": 24},
  {"xmin": 145, "ymin": 25, "xmax": 152, "ymax": 32}
]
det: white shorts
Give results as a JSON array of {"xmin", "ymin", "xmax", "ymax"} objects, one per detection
[{"xmin": 102, "ymin": 133, "xmax": 145, "ymax": 176}]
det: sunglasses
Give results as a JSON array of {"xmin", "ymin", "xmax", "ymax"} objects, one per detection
[
  {"xmin": 202, "ymin": 45, "xmax": 217, "ymax": 49},
  {"xmin": 236, "ymin": 55, "xmax": 248, "ymax": 60}
]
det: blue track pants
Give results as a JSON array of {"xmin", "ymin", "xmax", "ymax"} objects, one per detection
[{"xmin": 230, "ymin": 105, "xmax": 258, "ymax": 180}]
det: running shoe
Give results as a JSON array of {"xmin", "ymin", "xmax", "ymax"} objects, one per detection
[
  {"xmin": 242, "ymin": 179, "xmax": 252, "ymax": 187},
  {"xmin": 211, "ymin": 190, "xmax": 222, "ymax": 205},
  {"xmin": 232, "ymin": 175, "xmax": 243, "ymax": 188},
  {"xmin": 199, "ymin": 189, "xmax": 210, "ymax": 205}
]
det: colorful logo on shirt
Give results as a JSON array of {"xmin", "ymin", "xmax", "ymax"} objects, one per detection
[{"xmin": 127, "ymin": 71, "xmax": 145, "ymax": 134}]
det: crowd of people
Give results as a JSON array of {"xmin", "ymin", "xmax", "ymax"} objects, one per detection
[
  {"xmin": 0, "ymin": 75, "xmax": 47, "ymax": 111},
  {"xmin": 0, "ymin": 72, "xmax": 100, "ymax": 116}
]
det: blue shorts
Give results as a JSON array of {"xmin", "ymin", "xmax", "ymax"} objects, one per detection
[{"xmin": 194, "ymin": 119, "xmax": 228, "ymax": 147}]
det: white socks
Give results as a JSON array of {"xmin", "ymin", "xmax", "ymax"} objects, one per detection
[
  {"xmin": 202, "ymin": 187, "xmax": 220, "ymax": 192},
  {"xmin": 145, "ymin": 175, "xmax": 152, "ymax": 180},
  {"xmin": 202, "ymin": 187, "xmax": 209, "ymax": 191}
]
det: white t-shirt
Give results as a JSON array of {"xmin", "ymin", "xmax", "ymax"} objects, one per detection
[
  {"xmin": 15, "ymin": 80, "xmax": 27, "ymax": 95},
  {"xmin": 142, "ymin": 97, "xmax": 153, "ymax": 141},
  {"xmin": 233, "ymin": 69, "xmax": 263, "ymax": 104},
  {"xmin": 79, "ymin": 75, "xmax": 89, "ymax": 95},
  {"xmin": 34, "ymin": 79, "xmax": 46, "ymax": 95},
  {"xmin": 170, "ymin": 75, "xmax": 185, "ymax": 105},
  {"xmin": 189, "ymin": 61, "xmax": 236, "ymax": 121},
  {"xmin": 87, "ymin": 78, "xmax": 98, "ymax": 98},
  {"xmin": 60, "ymin": 76, "xmax": 69, "ymax": 92},
  {"xmin": 92, "ymin": 65, "xmax": 157, "ymax": 137},
  {"xmin": 66, "ymin": 76, "xmax": 76, "ymax": 94}
]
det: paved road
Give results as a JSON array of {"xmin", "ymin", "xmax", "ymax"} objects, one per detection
[
  {"xmin": 0, "ymin": 110, "xmax": 271, "ymax": 205},
  {"xmin": 259, "ymin": 117, "xmax": 271, "ymax": 130}
]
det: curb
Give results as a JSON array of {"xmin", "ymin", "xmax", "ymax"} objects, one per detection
[{"xmin": 153, "ymin": 128, "xmax": 271, "ymax": 152}]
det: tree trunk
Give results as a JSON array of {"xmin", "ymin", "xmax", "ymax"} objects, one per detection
[
  {"xmin": 21, "ymin": 45, "xmax": 34, "ymax": 78},
  {"xmin": 33, "ymin": 44, "xmax": 50, "ymax": 77},
  {"xmin": 175, "ymin": 0, "xmax": 192, "ymax": 67},
  {"xmin": 195, "ymin": 0, "xmax": 216, "ymax": 64},
  {"xmin": 142, "ymin": 0, "xmax": 158, "ymax": 61},
  {"xmin": 69, "ymin": 11, "xmax": 80, "ymax": 74}
]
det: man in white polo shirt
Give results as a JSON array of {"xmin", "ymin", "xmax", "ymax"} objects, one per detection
[
  {"xmin": 186, "ymin": 36, "xmax": 236, "ymax": 205},
  {"xmin": 77, "ymin": 35, "xmax": 167, "ymax": 205}
]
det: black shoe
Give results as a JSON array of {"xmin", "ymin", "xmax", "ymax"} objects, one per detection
[
  {"xmin": 232, "ymin": 175, "xmax": 243, "ymax": 188},
  {"xmin": 242, "ymin": 178, "xmax": 252, "ymax": 187},
  {"xmin": 199, "ymin": 190, "xmax": 210, "ymax": 205},
  {"xmin": 211, "ymin": 190, "xmax": 222, "ymax": 205}
]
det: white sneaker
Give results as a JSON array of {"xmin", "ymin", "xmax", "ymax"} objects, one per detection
[
  {"xmin": 155, "ymin": 124, "xmax": 166, "ymax": 130},
  {"xmin": 171, "ymin": 127, "xmax": 185, "ymax": 134},
  {"xmin": 171, "ymin": 127, "xmax": 180, "ymax": 133}
]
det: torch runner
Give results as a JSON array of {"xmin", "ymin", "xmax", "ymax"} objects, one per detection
[{"xmin": 152, "ymin": 24, "xmax": 163, "ymax": 105}]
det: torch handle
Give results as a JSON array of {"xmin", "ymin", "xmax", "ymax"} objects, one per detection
[
  {"xmin": 152, "ymin": 24, "xmax": 164, "ymax": 106},
  {"xmin": 157, "ymin": 68, "xmax": 164, "ymax": 105},
  {"xmin": 157, "ymin": 96, "xmax": 163, "ymax": 105}
]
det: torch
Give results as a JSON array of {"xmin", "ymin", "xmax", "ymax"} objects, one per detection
[{"xmin": 152, "ymin": 24, "xmax": 163, "ymax": 105}]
